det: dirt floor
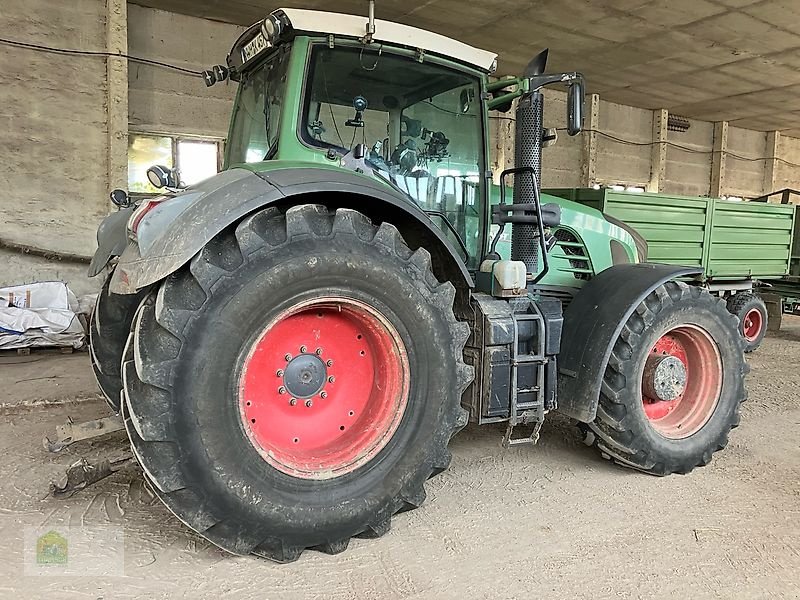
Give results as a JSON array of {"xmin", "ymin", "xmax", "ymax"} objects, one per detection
[{"xmin": 1, "ymin": 319, "xmax": 799, "ymax": 599}]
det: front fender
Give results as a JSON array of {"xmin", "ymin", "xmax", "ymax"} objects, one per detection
[
  {"xmin": 109, "ymin": 165, "xmax": 472, "ymax": 294},
  {"xmin": 556, "ymin": 263, "xmax": 703, "ymax": 423}
]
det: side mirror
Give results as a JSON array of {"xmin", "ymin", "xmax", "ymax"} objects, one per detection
[
  {"xmin": 147, "ymin": 165, "xmax": 179, "ymax": 189},
  {"xmin": 109, "ymin": 189, "xmax": 131, "ymax": 208},
  {"xmin": 567, "ymin": 79, "xmax": 585, "ymax": 136}
]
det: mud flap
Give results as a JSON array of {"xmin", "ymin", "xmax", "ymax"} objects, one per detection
[{"xmin": 557, "ymin": 263, "xmax": 702, "ymax": 423}]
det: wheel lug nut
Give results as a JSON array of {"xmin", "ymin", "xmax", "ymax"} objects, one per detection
[
  {"xmin": 276, "ymin": 369, "xmax": 284, "ymax": 377},
  {"xmin": 284, "ymin": 354, "xmax": 292, "ymax": 361},
  {"xmin": 300, "ymin": 345, "xmax": 307, "ymax": 353},
  {"xmin": 278, "ymin": 386, "xmax": 286, "ymax": 395},
  {"xmin": 326, "ymin": 359, "xmax": 333, "ymax": 367},
  {"xmin": 320, "ymin": 391, "xmax": 328, "ymax": 399},
  {"xmin": 305, "ymin": 400, "xmax": 313, "ymax": 407},
  {"xmin": 289, "ymin": 398, "xmax": 297, "ymax": 406},
  {"xmin": 315, "ymin": 348, "xmax": 323, "ymax": 355},
  {"xmin": 328, "ymin": 376, "xmax": 335, "ymax": 384}
]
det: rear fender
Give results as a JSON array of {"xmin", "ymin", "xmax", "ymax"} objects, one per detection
[
  {"xmin": 88, "ymin": 207, "xmax": 135, "ymax": 277},
  {"xmin": 109, "ymin": 167, "xmax": 473, "ymax": 294},
  {"xmin": 557, "ymin": 263, "xmax": 703, "ymax": 423}
]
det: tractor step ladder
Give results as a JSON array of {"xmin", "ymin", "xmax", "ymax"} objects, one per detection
[{"xmin": 503, "ymin": 302, "xmax": 548, "ymax": 447}]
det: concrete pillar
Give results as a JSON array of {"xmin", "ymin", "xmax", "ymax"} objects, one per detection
[
  {"xmin": 491, "ymin": 116, "xmax": 514, "ymax": 185},
  {"xmin": 106, "ymin": 0, "xmax": 129, "ymax": 203},
  {"xmin": 648, "ymin": 109, "xmax": 668, "ymax": 193},
  {"xmin": 763, "ymin": 130, "xmax": 780, "ymax": 196},
  {"xmin": 710, "ymin": 121, "xmax": 728, "ymax": 198},
  {"xmin": 580, "ymin": 94, "xmax": 599, "ymax": 187}
]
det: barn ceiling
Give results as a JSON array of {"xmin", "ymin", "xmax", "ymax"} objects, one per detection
[{"xmin": 131, "ymin": 0, "xmax": 800, "ymax": 135}]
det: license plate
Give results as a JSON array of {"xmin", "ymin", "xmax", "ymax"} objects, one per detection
[{"xmin": 242, "ymin": 33, "xmax": 269, "ymax": 63}]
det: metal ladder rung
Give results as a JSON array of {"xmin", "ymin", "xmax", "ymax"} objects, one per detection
[
  {"xmin": 517, "ymin": 403, "xmax": 541, "ymax": 410},
  {"xmin": 514, "ymin": 355, "xmax": 546, "ymax": 364},
  {"xmin": 517, "ymin": 387, "xmax": 541, "ymax": 394}
]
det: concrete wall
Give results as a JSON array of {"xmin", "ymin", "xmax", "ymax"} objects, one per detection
[
  {"xmin": 0, "ymin": 0, "xmax": 110, "ymax": 291},
  {"xmin": 494, "ymin": 95, "xmax": 789, "ymax": 201},
  {"xmin": 726, "ymin": 126, "xmax": 767, "ymax": 198},
  {"xmin": 1, "ymin": 2, "xmax": 244, "ymax": 294},
  {"xmin": 541, "ymin": 89, "xmax": 582, "ymax": 188},
  {"xmin": 595, "ymin": 101, "xmax": 653, "ymax": 187},
  {"xmin": 128, "ymin": 5, "xmax": 243, "ymax": 138},
  {"xmin": 665, "ymin": 118, "xmax": 713, "ymax": 197},
  {"xmin": 776, "ymin": 135, "xmax": 800, "ymax": 192}
]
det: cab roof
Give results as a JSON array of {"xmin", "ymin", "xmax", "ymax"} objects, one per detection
[{"xmin": 229, "ymin": 8, "xmax": 498, "ymax": 74}]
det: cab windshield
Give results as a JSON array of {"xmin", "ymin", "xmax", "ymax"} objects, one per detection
[{"xmin": 302, "ymin": 45, "xmax": 485, "ymax": 267}]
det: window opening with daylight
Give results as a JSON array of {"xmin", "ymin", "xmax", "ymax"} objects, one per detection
[{"xmin": 128, "ymin": 134, "xmax": 223, "ymax": 194}]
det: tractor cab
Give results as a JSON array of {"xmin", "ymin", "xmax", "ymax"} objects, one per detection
[{"xmin": 219, "ymin": 8, "xmax": 497, "ymax": 267}]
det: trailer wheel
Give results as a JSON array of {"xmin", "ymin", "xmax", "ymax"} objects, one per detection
[
  {"xmin": 726, "ymin": 292, "xmax": 767, "ymax": 352},
  {"xmin": 121, "ymin": 205, "xmax": 472, "ymax": 561},
  {"xmin": 89, "ymin": 272, "xmax": 147, "ymax": 412},
  {"xmin": 586, "ymin": 281, "xmax": 748, "ymax": 475}
]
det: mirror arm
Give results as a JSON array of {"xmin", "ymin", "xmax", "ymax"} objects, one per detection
[
  {"xmin": 526, "ymin": 71, "xmax": 582, "ymax": 91},
  {"xmin": 486, "ymin": 76, "xmax": 523, "ymax": 92},
  {"xmin": 487, "ymin": 89, "xmax": 523, "ymax": 111},
  {"xmin": 485, "ymin": 76, "xmax": 529, "ymax": 111}
]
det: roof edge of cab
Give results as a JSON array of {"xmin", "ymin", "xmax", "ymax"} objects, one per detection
[{"xmin": 228, "ymin": 8, "xmax": 498, "ymax": 75}]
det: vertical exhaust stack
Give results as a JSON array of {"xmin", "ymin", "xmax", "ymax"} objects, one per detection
[{"xmin": 511, "ymin": 50, "xmax": 548, "ymax": 273}]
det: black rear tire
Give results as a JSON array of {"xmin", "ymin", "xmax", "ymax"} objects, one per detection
[
  {"xmin": 89, "ymin": 272, "xmax": 147, "ymax": 411},
  {"xmin": 585, "ymin": 281, "xmax": 748, "ymax": 475},
  {"xmin": 121, "ymin": 205, "xmax": 472, "ymax": 562},
  {"xmin": 726, "ymin": 292, "xmax": 767, "ymax": 352}
]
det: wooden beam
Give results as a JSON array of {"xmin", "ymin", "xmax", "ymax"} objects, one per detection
[
  {"xmin": 580, "ymin": 94, "xmax": 600, "ymax": 187},
  {"xmin": 106, "ymin": 0, "xmax": 129, "ymax": 198},
  {"xmin": 648, "ymin": 109, "xmax": 668, "ymax": 193},
  {"xmin": 763, "ymin": 130, "xmax": 780, "ymax": 196},
  {"xmin": 710, "ymin": 121, "xmax": 728, "ymax": 198}
]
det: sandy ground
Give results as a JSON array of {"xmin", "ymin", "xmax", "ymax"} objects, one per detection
[{"xmin": 1, "ymin": 320, "xmax": 799, "ymax": 599}]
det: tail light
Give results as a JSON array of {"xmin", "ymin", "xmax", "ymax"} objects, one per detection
[{"xmin": 127, "ymin": 197, "xmax": 167, "ymax": 237}]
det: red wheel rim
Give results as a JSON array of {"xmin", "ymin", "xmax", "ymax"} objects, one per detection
[
  {"xmin": 742, "ymin": 308, "xmax": 763, "ymax": 342},
  {"xmin": 641, "ymin": 325, "xmax": 722, "ymax": 439},
  {"xmin": 238, "ymin": 297, "xmax": 409, "ymax": 479}
]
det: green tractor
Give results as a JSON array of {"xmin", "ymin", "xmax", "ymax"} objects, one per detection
[{"xmin": 88, "ymin": 6, "xmax": 747, "ymax": 562}]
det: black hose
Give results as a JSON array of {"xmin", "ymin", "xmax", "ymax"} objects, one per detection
[{"xmin": 0, "ymin": 237, "xmax": 91, "ymax": 264}]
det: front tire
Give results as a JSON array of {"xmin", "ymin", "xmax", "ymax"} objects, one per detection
[
  {"xmin": 586, "ymin": 281, "xmax": 748, "ymax": 475},
  {"xmin": 121, "ymin": 205, "xmax": 472, "ymax": 561}
]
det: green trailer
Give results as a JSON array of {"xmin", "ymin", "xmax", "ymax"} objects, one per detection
[{"xmin": 547, "ymin": 188, "xmax": 797, "ymax": 350}]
